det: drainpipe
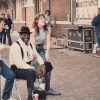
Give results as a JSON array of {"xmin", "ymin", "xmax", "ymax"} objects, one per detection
[
  {"xmin": 71, "ymin": 0, "xmax": 72, "ymax": 24},
  {"xmin": 48, "ymin": 0, "xmax": 50, "ymax": 10},
  {"xmin": 71, "ymin": 0, "xmax": 76, "ymax": 25},
  {"xmin": 25, "ymin": 7, "xmax": 26, "ymax": 26}
]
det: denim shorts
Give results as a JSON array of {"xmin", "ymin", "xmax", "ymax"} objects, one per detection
[{"xmin": 36, "ymin": 44, "xmax": 46, "ymax": 61}]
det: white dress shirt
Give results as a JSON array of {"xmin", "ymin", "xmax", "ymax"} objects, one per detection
[{"xmin": 9, "ymin": 38, "xmax": 44, "ymax": 70}]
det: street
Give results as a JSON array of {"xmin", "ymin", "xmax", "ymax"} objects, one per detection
[
  {"xmin": 0, "ymin": 0, "xmax": 100, "ymax": 99},
  {"xmin": 1, "ymin": 33, "xmax": 100, "ymax": 100}
]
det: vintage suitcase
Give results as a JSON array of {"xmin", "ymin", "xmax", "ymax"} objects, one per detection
[{"xmin": 68, "ymin": 28, "xmax": 93, "ymax": 53}]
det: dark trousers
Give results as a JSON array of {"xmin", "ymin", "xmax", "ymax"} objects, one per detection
[
  {"xmin": 2, "ymin": 29, "xmax": 6, "ymax": 44},
  {"xmin": 44, "ymin": 61, "xmax": 53, "ymax": 73},
  {"xmin": 11, "ymin": 66, "xmax": 36, "ymax": 89},
  {"xmin": 0, "ymin": 32, "xmax": 3, "ymax": 43},
  {"xmin": 0, "ymin": 60, "xmax": 15, "ymax": 100},
  {"xmin": 0, "ymin": 35, "xmax": 2, "ymax": 43},
  {"xmin": 6, "ymin": 29, "xmax": 12, "ymax": 45}
]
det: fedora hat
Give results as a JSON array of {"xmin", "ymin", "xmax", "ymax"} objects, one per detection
[{"xmin": 19, "ymin": 26, "xmax": 32, "ymax": 34}]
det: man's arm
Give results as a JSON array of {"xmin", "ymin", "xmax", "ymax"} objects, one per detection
[{"xmin": 91, "ymin": 15, "xmax": 100, "ymax": 26}]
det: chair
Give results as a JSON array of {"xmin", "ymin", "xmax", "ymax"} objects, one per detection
[
  {"xmin": 13, "ymin": 77, "xmax": 41, "ymax": 100},
  {"xmin": 14, "ymin": 79, "xmax": 22, "ymax": 100},
  {"xmin": 13, "ymin": 77, "xmax": 27, "ymax": 100}
]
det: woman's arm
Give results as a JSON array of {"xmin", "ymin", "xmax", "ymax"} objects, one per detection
[{"xmin": 45, "ymin": 26, "xmax": 51, "ymax": 60}]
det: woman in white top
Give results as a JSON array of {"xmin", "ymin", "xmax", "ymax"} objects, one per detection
[
  {"xmin": 31, "ymin": 14, "xmax": 51, "ymax": 61},
  {"xmin": 30, "ymin": 14, "xmax": 54, "ymax": 94}
]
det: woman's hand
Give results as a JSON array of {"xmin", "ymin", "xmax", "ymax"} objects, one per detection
[
  {"xmin": 45, "ymin": 51, "xmax": 49, "ymax": 61},
  {"xmin": 41, "ymin": 65, "xmax": 46, "ymax": 75}
]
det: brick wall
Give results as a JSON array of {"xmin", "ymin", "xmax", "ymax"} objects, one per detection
[
  {"xmin": 50, "ymin": 0, "xmax": 71, "ymax": 36},
  {"xmin": 51, "ymin": 0, "xmax": 71, "ymax": 21},
  {"xmin": 51, "ymin": 24, "xmax": 68, "ymax": 37}
]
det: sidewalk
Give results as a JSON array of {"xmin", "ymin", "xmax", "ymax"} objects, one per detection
[{"xmin": 1, "ymin": 33, "xmax": 100, "ymax": 100}]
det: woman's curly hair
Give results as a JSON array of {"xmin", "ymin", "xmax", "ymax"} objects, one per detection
[{"xmin": 33, "ymin": 14, "xmax": 48, "ymax": 34}]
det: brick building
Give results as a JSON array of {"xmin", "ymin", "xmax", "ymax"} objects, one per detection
[
  {"xmin": 1, "ymin": 0, "xmax": 100, "ymax": 35},
  {"xmin": 0, "ymin": 0, "xmax": 14, "ymax": 18},
  {"xmin": 50, "ymin": 0, "xmax": 72, "ymax": 36},
  {"xmin": 0, "ymin": 0, "xmax": 75, "ymax": 36},
  {"xmin": 0, "ymin": 0, "xmax": 35, "ymax": 31},
  {"xmin": 35, "ymin": 0, "xmax": 76, "ymax": 36}
]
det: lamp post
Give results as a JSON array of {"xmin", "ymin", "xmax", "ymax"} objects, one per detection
[{"xmin": 71, "ymin": 0, "xmax": 72, "ymax": 24}]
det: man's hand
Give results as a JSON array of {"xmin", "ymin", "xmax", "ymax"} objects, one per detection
[
  {"xmin": 35, "ymin": 68, "xmax": 43, "ymax": 77},
  {"xmin": 41, "ymin": 65, "xmax": 46, "ymax": 75},
  {"xmin": 33, "ymin": 54, "xmax": 37, "ymax": 60}
]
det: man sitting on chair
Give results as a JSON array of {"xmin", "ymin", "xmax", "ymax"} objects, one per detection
[{"xmin": 9, "ymin": 26, "xmax": 46, "ymax": 100}]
